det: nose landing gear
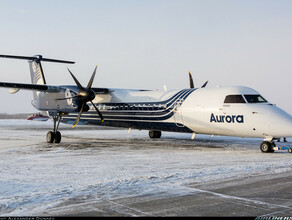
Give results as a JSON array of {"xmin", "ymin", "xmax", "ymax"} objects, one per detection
[
  {"xmin": 260, "ymin": 141, "xmax": 275, "ymax": 153},
  {"xmin": 261, "ymin": 138, "xmax": 292, "ymax": 153}
]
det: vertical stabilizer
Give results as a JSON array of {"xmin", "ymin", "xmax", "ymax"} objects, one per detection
[
  {"xmin": 28, "ymin": 55, "xmax": 46, "ymax": 104},
  {"xmin": 29, "ymin": 55, "xmax": 46, "ymax": 85}
]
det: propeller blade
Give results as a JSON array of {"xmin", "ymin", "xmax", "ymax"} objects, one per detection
[
  {"xmin": 189, "ymin": 72, "xmax": 194, "ymax": 88},
  {"xmin": 201, "ymin": 80, "xmax": 209, "ymax": 88},
  {"xmin": 90, "ymin": 101, "xmax": 104, "ymax": 123},
  {"xmin": 67, "ymin": 67, "xmax": 84, "ymax": 91},
  {"xmin": 73, "ymin": 102, "xmax": 85, "ymax": 128},
  {"xmin": 87, "ymin": 65, "xmax": 98, "ymax": 89}
]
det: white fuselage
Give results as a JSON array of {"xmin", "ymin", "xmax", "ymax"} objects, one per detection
[
  {"xmin": 181, "ymin": 86, "xmax": 292, "ymax": 139},
  {"xmin": 48, "ymin": 86, "xmax": 292, "ymax": 140}
]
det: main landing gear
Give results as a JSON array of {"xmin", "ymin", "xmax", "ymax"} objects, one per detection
[
  {"xmin": 149, "ymin": 130, "xmax": 162, "ymax": 139},
  {"xmin": 47, "ymin": 115, "xmax": 62, "ymax": 143}
]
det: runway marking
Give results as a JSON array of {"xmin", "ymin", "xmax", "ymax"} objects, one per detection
[
  {"xmin": 44, "ymin": 199, "xmax": 103, "ymax": 214},
  {"xmin": 46, "ymin": 196, "xmax": 152, "ymax": 216},
  {"xmin": 187, "ymin": 187, "xmax": 292, "ymax": 210},
  {"xmin": 260, "ymin": 207, "xmax": 292, "ymax": 217},
  {"xmin": 107, "ymin": 200, "xmax": 152, "ymax": 216}
]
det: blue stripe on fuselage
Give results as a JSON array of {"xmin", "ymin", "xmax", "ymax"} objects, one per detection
[
  {"xmin": 64, "ymin": 89, "xmax": 195, "ymax": 121},
  {"xmin": 61, "ymin": 89, "xmax": 196, "ymax": 130}
]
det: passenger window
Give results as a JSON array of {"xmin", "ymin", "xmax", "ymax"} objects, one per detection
[
  {"xmin": 224, "ymin": 95, "xmax": 246, "ymax": 103},
  {"xmin": 244, "ymin": 95, "xmax": 267, "ymax": 103}
]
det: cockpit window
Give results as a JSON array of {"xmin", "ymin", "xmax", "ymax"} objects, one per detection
[
  {"xmin": 244, "ymin": 95, "xmax": 267, "ymax": 103},
  {"xmin": 224, "ymin": 95, "xmax": 246, "ymax": 103}
]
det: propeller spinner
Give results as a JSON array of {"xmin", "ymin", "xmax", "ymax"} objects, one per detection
[{"xmin": 67, "ymin": 66, "xmax": 104, "ymax": 127}]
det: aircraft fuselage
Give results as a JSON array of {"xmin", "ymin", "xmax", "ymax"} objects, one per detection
[{"xmin": 32, "ymin": 86, "xmax": 292, "ymax": 141}]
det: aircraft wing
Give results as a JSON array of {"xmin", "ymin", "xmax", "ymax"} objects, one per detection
[
  {"xmin": 0, "ymin": 82, "xmax": 64, "ymax": 93},
  {"xmin": 0, "ymin": 82, "xmax": 110, "ymax": 94}
]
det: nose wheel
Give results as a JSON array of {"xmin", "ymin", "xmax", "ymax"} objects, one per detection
[
  {"xmin": 47, "ymin": 115, "xmax": 62, "ymax": 143},
  {"xmin": 260, "ymin": 141, "xmax": 275, "ymax": 153}
]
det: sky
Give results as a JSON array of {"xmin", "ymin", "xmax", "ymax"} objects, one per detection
[{"xmin": 0, "ymin": 0, "xmax": 292, "ymax": 114}]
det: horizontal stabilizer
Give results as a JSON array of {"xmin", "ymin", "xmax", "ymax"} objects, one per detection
[{"xmin": 0, "ymin": 54, "xmax": 75, "ymax": 64}]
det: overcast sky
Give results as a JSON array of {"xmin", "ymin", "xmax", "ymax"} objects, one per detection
[{"xmin": 0, "ymin": 0, "xmax": 292, "ymax": 114}]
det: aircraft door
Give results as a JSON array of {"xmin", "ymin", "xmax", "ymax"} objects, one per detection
[{"xmin": 174, "ymin": 99, "xmax": 185, "ymax": 127}]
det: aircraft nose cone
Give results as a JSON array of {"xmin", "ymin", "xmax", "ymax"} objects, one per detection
[
  {"xmin": 268, "ymin": 106, "xmax": 292, "ymax": 138},
  {"xmin": 279, "ymin": 121, "xmax": 292, "ymax": 137}
]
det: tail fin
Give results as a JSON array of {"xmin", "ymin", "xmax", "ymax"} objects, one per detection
[
  {"xmin": 28, "ymin": 56, "xmax": 47, "ymax": 103},
  {"xmin": 29, "ymin": 55, "xmax": 46, "ymax": 85},
  {"xmin": 0, "ymin": 54, "xmax": 75, "ymax": 105}
]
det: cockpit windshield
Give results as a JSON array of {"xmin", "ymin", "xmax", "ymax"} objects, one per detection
[
  {"xmin": 244, "ymin": 95, "xmax": 267, "ymax": 103},
  {"xmin": 224, "ymin": 95, "xmax": 246, "ymax": 103}
]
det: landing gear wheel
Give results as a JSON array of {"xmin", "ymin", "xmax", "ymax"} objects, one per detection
[
  {"xmin": 46, "ymin": 131, "xmax": 62, "ymax": 143},
  {"xmin": 270, "ymin": 142, "xmax": 275, "ymax": 153},
  {"xmin": 149, "ymin": 130, "xmax": 162, "ymax": 139},
  {"xmin": 54, "ymin": 131, "xmax": 61, "ymax": 143},
  {"xmin": 260, "ymin": 141, "xmax": 274, "ymax": 153},
  {"xmin": 46, "ymin": 114, "xmax": 63, "ymax": 143},
  {"xmin": 47, "ymin": 131, "xmax": 55, "ymax": 143}
]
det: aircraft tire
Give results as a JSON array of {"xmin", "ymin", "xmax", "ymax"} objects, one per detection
[
  {"xmin": 270, "ymin": 142, "xmax": 275, "ymax": 153},
  {"xmin": 54, "ymin": 131, "xmax": 61, "ymax": 143},
  {"xmin": 260, "ymin": 141, "xmax": 273, "ymax": 153},
  {"xmin": 46, "ymin": 131, "xmax": 55, "ymax": 143},
  {"xmin": 149, "ymin": 130, "xmax": 161, "ymax": 139}
]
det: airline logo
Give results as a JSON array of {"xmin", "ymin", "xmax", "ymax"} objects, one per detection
[
  {"xmin": 32, "ymin": 61, "xmax": 42, "ymax": 84},
  {"xmin": 65, "ymin": 88, "xmax": 73, "ymax": 105},
  {"xmin": 210, "ymin": 113, "xmax": 244, "ymax": 123}
]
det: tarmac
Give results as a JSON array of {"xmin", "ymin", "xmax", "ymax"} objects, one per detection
[
  {"xmin": 1, "ymin": 120, "xmax": 292, "ymax": 217},
  {"xmin": 44, "ymin": 170, "xmax": 292, "ymax": 217}
]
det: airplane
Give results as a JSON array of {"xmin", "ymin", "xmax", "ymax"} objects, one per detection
[{"xmin": 0, "ymin": 54, "xmax": 292, "ymax": 153}]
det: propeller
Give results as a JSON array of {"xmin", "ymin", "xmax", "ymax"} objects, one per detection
[
  {"xmin": 67, "ymin": 66, "xmax": 104, "ymax": 127},
  {"xmin": 201, "ymin": 80, "xmax": 208, "ymax": 88},
  {"xmin": 189, "ymin": 71, "xmax": 194, "ymax": 89},
  {"xmin": 188, "ymin": 71, "xmax": 208, "ymax": 88}
]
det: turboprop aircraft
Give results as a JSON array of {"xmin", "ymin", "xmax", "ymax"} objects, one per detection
[{"xmin": 0, "ymin": 54, "xmax": 292, "ymax": 153}]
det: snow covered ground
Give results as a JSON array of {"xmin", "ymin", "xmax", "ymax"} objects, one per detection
[{"xmin": 0, "ymin": 119, "xmax": 292, "ymax": 216}]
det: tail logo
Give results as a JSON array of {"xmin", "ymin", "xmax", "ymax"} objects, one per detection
[{"xmin": 31, "ymin": 62, "xmax": 42, "ymax": 84}]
